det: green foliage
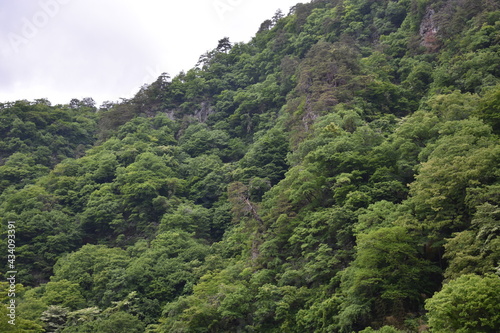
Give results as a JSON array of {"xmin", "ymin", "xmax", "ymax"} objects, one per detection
[
  {"xmin": 339, "ymin": 226, "xmax": 438, "ymax": 330},
  {"xmin": 236, "ymin": 127, "xmax": 290, "ymax": 188},
  {"xmin": 444, "ymin": 203, "xmax": 500, "ymax": 280},
  {"xmin": 359, "ymin": 326, "xmax": 405, "ymax": 333},
  {"xmin": 475, "ymin": 84, "xmax": 500, "ymax": 133},
  {"xmin": 41, "ymin": 305, "xmax": 69, "ymax": 333},
  {"xmin": 403, "ymin": 118, "xmax": 499, "ymax": 237},
  {"xmin": 2, "ymin": 0, "xmax": 500, "ymax": 332},
  {"xmin": 425, "ymin": 274, "xmax": 500, "ymax": 332},
  {"xmin": 61, "ymin": 310, "xmax": 145, "ymax": 333},
  {"xmin": 94, "ymin": 311, "xmax": 145, "ymax": 333},
  {"xmin": 180, "ymin": 123, "xmax": 235, "ymax": 159},
  {"xmin": 355, "ymin": 201, "xmax": 398, "ymax": 235},
  {"xmin": 0, "ymin": 282, "xmax": 45, "ymax": 332},
  {"xmin": 425, "ymin": 90, "xmax": 480, "ymax": 121},
  {"xmin": 41, "ymin": 280, "xmax": 86, "ymax": 310},
  {"xmin": 52, "ymin": 244, "xmax": 131, "ymax": 307},
  {"xmin": 0, "ymin": 100, "xmax": 97, "ymax": 172},
  {"xmin": 0, "ymin": 153, "xmax": 49, "ymax": 193},
  {"xmin": 0, "ymin": 185, "xmax": 82, "ymax": 284},
  {"xmin": 126, "ymin": 230, "xmax": 209, "ymax": 304}
]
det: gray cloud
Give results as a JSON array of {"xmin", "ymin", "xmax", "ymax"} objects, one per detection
[{"xmin": 0, "ymin": 0, "xmax": 299, "ymax": 105}]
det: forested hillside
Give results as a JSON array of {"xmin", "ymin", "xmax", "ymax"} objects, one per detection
[{"xmin": 1, "ymin": 0, "xmax": 500, "ymax": 332}]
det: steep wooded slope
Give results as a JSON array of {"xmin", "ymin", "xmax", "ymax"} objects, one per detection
[{"xmin": 1, "ymin": 0, "xmax": 500, "ymax": 332}]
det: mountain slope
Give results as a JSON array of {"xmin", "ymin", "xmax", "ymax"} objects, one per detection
[{"xmin": 1, "ymin": 0, "xmax": 500, "ymax": 332}]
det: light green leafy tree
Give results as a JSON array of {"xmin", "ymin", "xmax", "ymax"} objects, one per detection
[
  {"xmin": 339, "ymin": 226, "xmax": 438, "ymax": 331},
  {"xmin": 425, "ymin": 274, "xmax": 500, "ymax": 332},
  {"xmin": 444, "ymin": 203, "xmax": 500, "ymax": 280}
]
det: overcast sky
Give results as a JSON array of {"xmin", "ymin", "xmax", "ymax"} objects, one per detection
[{"xmin": 0, "ymin": 0, "xmax": 301, "ymax": 106}]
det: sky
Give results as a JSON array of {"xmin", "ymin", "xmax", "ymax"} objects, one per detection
[{"xmin": 0, "ymin": 0, "xmax": 301, "ymax": 106}]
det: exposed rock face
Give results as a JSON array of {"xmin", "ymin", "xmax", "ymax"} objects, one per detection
[
  {"xmin": 163, "ymin": 101, "xmax": 214, "ymax": 122},
  {"xmin": 165, "ymin": 110, "xmax": 176, "ymax": 120},
  {"xmin": 194, "ymin": 101, "xmax": 215, "ymax": 122},
  {"xmin": 420, "ymin": 8, "xmax": 440, "ymax": 52}
]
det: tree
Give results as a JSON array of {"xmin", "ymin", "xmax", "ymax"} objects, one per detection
[
  {"xmin": 359, "ymin": 326, "xmax": 405, "ymax": 333},
  {"xmin": 425, "ymin": 274, "xmax": 500, "ymax": 332},
  {"xmin": 159, "ymin": 203, "xmax": 211, "ymax": 238},
  {"xmin": 258, "ymin": 19, "xmax": 273, "ymax": 33},
  {"xmin": 115, "ymin": 151, "xmax": 182, "ymax": 229},
  {"xmin": 404, "ymin": 118, "xmax": 499, "ymax": 237},
  {"xmin": 272, "ymin": 9, "xmax": 284, "ymax": 24},
  {"xmin": 475, "ymin": 84, "xmax": 500, "ymax": 133},
  {"xmin": 179, "ymin": 123, "xmax": 233, "ymax": 159},
  {"xmin": 126, "ymin": 230, "xmax": 209, "ymax": 305},
  {"xmin": 0, "ymin": 185, "xmax": 82, "ymax": 284},
  {"xmin": 237, "ymin": 127, "xmax": 290, "ymax": 186},
  {"xmin": 41, "ymin": 280, "xmax": 86, "ymax": 310},
  {"xmin": 443, "ymin": 203, "xmax": 500, "ymax": 280},
  {"xmin": 52, "ymin": 245, "xmax": 131, "ymax": 307},
  {"xmin": 94, "ymin": 312, "xmax": 144, "ymax": 333},
  {"xmin": 41, "ymin": 305, "xmax": 69, "ymax": 333},
  {"xmin": 0, "ymin": 152, "xmax": 49, "ymax": 192},
  {"xmin": 426, "ymin": 90, "xmax": 480, "ymax": 121},
  {"xmin": 80, "ymin": 183, "xmax": 123, "ymax": 238},
  {"xmin": 217, "ymin": 37, "xmax": 232, "ymax": 53},
  {"xmin": 339, "ymin": 226, "xmax": 438, "ymax": 330}
]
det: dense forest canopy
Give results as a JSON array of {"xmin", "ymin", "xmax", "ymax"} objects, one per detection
[{"xmin": 1, "ymin": 0, "xmax": 500, "ymax": 332}]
